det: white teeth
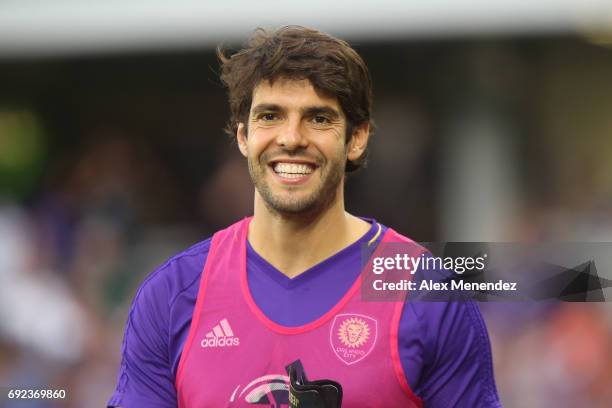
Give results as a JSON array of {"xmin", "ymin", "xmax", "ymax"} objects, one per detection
[
  {"xmin": 273, "ymin": 162, "xmax": 314, "ymax": 177},
  {"xmin": 277, "ymin": 172, "xmax": 302, "ymax": 179}
]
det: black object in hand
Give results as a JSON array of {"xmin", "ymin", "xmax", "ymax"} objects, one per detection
[{"xmin": 285, "ymin": 360, "xmax": 342, "ymax": 408}]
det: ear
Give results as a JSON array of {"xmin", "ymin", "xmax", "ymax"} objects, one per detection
[
  {"xmin": 347, "ymin": 122, "xmax": 370, "ymax": 162},
  {"xmin": 237, "ymin": 123, "xmax": 248, "ymax": 158}
]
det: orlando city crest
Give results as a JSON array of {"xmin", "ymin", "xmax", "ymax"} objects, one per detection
[{"xmin": 330, "ymin": 314, "xmax": 377, "ymax": 365}]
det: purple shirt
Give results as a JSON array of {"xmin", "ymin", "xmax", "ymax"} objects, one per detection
[{"xmin": 108, "ymin": 220, "xmax": 501, "ymax": 407}]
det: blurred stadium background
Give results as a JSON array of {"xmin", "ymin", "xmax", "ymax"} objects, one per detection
[{"xmin": 1, "ymin": 1, "xmax": 612, "ymax": 407}]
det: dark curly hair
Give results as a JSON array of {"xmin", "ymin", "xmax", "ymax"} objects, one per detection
[{"xmin": 217, "ymin": 26, "xmax": 373, "ymax": 172}]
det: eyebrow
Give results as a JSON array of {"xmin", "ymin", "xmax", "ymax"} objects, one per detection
[
  {"xmin": 251, "ymin": 103, "xmax": 282, "ymax": 116},
  {"xmin": 250, "ymin": 104, "xmax": 341, "ymax": 120},
  {"xmin": 302, "ymin": 106, "xmax": 341, "ymax": 120}
]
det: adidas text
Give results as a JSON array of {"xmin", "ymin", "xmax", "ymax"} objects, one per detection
[{"xmin": 201, "ymin": 337, "xmax": 240, "ymax": 348}]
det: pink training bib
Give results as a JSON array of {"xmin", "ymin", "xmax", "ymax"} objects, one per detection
[{"xmin": 176, "ymin": 218, "xmax": 423, "ymax": 408}]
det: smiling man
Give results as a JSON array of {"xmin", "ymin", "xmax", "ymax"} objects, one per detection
[
  {"xmin": 238, "ymin": 77, "xmax": 371, "ymax": 280},
  {"xmin": 108, "ymin": 26, "xmax": 502, "ymax": 407},
  {"xmin": 244, "ymin": 79, "xmax": 351, "ymax": 215}
]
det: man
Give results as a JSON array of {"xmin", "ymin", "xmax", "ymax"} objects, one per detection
[{"xmin": 108, "ymin": 26, "xmax": 502, "ymax": 407}]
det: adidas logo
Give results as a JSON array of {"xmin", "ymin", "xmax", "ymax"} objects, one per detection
[{"xmin": 200, "ymin": 318, "xmax": 240, "ymax": 348}]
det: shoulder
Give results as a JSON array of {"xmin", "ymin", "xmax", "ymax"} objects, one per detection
[
  {"xmin": 423, "ymin": 300, "xmax": 500, "ymax": 406},
  {"xmin": 402, "ymin": 297, "xmax": 501, "ymax": 407},
  {"xmin": 380, "ymin": 225, "xmax": 427, "ymax": 255},
  {"xmin": 107, "ymin": 237, "xmax": 213, "ymax": 408},
  {"xmin": 126, "ymin": 235, "xmax": 214, "ymax": 349},
  {"xmin": 134, "ymin": 237, "xmax": 212, "ymax": 308},
  {"xmin": 384, "ymin": 228, "xmax": 501, "ymax": 406}
]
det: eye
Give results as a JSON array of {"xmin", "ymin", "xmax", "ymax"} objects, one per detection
[
  {"xmin": 259, "ymin": 113, "xmax": 277, "ymax": 121},
  {"xmin": 312, "ymin": 115, "xmax": 330, "ymax": 124}
]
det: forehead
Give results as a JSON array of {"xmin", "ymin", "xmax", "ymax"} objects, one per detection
[{"xmin": 250, "ymin": 78, "xmax": 342, "ymax": 113}]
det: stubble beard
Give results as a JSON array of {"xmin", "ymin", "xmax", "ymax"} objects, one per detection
[{"xmin": 247, "ymin": 152, "xmax": 345, "ymax": 218}]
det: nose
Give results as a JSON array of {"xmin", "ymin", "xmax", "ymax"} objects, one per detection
[{"xmin": 276, "ymin": 117, "xmax": 307, "ymax": 150}]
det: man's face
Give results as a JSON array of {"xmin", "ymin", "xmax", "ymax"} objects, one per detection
[{"xmin": 237, "ymin": 78, "xmax": 353, "ymax": 216}]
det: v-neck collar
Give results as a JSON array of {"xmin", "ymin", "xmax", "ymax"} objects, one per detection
[{"xmin": 246, "ymin": 219, "xmax": 380, "ymax": 289}]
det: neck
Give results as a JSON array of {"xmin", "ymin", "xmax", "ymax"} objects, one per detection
[{"xmin": 248, "ymin": 189, "xmax": 370, "ymax": 278}]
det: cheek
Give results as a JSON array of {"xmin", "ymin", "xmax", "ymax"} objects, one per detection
[
  {"xmin": 312, "ymin": 129, "xmax": 346, "ymax": 154},
  {"xmin": 330, "ymin": 140, "xmax": 349, "ymax": 162},
  {"xmin": 245, "ymin": 130, "xmax": 270, "ymax": 155},
  {"xmin": 330, "ymin": 129, "xmax": 349, "ymax": 155}
]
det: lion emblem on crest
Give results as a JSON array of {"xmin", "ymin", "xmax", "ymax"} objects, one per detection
[{"xmin": 337, "ymin": 317, "xmax": 370, "ymax": 348}]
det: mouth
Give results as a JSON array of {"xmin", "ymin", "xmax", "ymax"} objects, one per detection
[{"xmin": 268, "ymin": 160, "xmax": 318, "ymax": 184}]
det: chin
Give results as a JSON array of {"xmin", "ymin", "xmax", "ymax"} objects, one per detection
[
  {"xmin": 264, "ymin": 190, "xmax": 338, "ymax": 217},
  {"xmin": 267, "ymin": 198, "xmax": 319, "ymax": 215}
]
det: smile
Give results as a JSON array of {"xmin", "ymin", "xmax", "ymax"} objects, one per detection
[
  {"xmin": 274, "ymin": 162, "xmax": 314, "ymax": 177},
  {"xmin": 269, "ymin": 161, "xmax": 318, "ymax": 183}
]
